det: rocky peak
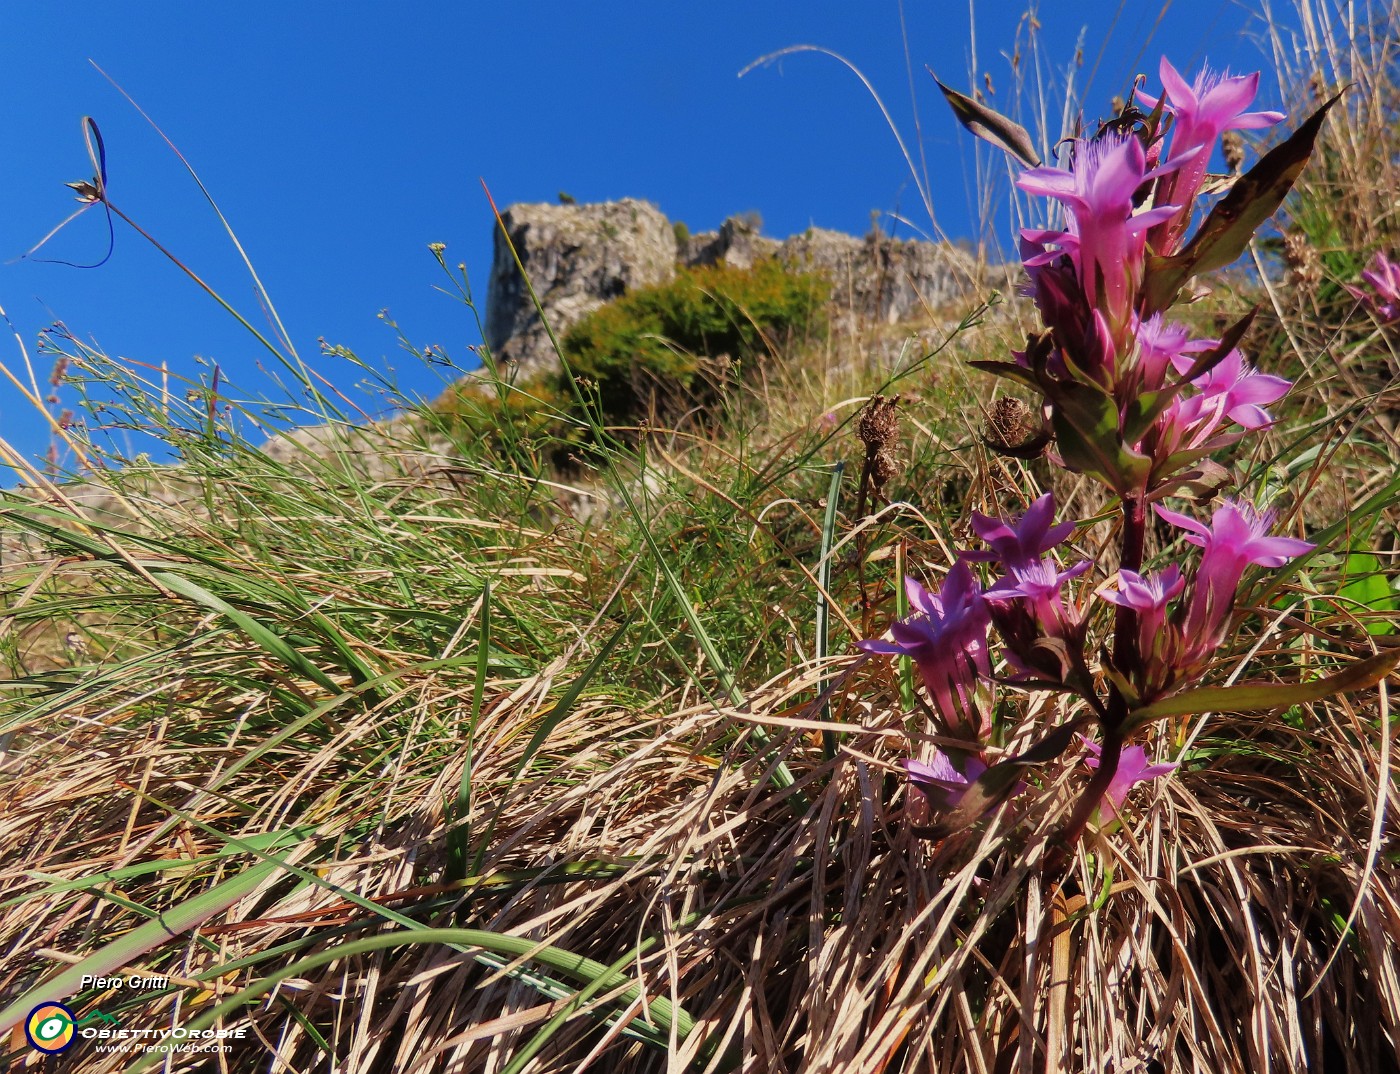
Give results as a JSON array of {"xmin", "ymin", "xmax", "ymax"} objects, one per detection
[
  {"xmin": 483, "ymin": 199, "xmax": 677, "ymax": 379},
  {"xmin": 484, "ymin": 198, "xmax": 987, "ymax": 379}
]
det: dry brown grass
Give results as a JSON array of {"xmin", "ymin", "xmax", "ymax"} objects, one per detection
[
  {"xmin": 4, "ymin": 604, "xmax": 1397, "ymax": 1072},
  {"xmin": 4, "ymin": 5, "xmax": 1400, "ymax": 1069}
]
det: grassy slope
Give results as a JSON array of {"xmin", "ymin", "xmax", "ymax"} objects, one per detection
[{"xmin": 3, "ymin": 10, "xmax": 1400, "ymax": 1071}]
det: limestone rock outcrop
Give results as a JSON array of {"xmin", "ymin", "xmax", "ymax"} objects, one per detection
[
  {"xmin": 776, "ymin": 228, "xmax": 977, "ymax": 328},
  {"xmin": 484, "ymin": 199, "xmax": 678, "ymax": 379},
  {"xmin": 483, "ymin": 198, "xmax": 988, "ymax": 379}
]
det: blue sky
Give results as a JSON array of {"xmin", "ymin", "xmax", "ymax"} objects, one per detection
[{"xmin": 0, "ymin": 2, "xmax": 1292, "ymax": 465}]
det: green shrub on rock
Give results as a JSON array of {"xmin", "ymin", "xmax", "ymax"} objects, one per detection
[{"xmin": 561, "ymin": 258, "xmax": 829, "ymax": 425}]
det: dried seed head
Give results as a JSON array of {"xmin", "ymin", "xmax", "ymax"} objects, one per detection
[
  {"xmin": 1283, "ymin": 230, "xmax": 1322, "ymax": 292},
  {"xmin": 1222, "ymin": 130, "xmax": 1245, "ymax": 173},
  {"xmin": 982, "ymin": 397, "xmax": 1051, "ymax": 459},
  {"xmin": 857, "ymin": 394, "xmax": 900, "ymax": 454},
  {"xmin": 870, "ymin": 449, "xmax": 900, "ymax": 490}
]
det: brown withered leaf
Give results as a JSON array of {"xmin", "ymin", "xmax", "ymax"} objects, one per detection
[{"xmin": 932, "ymin": 70, "xmax": 1042, "ymax": 167}]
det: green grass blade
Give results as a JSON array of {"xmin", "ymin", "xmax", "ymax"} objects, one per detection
[
  {"xmin": 816, "ymin": 461, "xmax": 843, "ymax": 758},
  {"xmin": 139, "ymin": 927, "xmax": 700, "ymax": 1073},
  {"xmin": 151, "ymin": 569, "xmax": 341, "ymax": 693},
  {"xmin": 894, "ymin": 541, "xmax": 916, "ymax": 711},
  {"xmin": 0, "ymin": 857, "xmax": 286, "ymax": 1035},
  {"xmin": 518, "ymin": 611, "xmax": 634, "ymax": 774},
  {"xmin": 9, "ymin": 827, "xmax": 312, "ymax": 908}
]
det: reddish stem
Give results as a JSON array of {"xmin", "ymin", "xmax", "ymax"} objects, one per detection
[
  {"xmin": 1111, "ymin": 490, "xmax": 1148, "ymax": 704},
  {"xmin": 1050, "ymin": 488, "xmax": 1143, "ymax": 874},
  {"xmin": 1047, "ymin": 724, "xmax": 1123, "ymax": 874}
]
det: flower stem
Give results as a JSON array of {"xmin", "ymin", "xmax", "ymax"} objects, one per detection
[
  {"xmin": 1108, "ymin": 490, "xmax": 1147, "ymax": 725},
  {"xmin": 1051, "ymin": 488, "xmax": 1142, "ymax": 871},
  {"xmin": 1047, "ymin": 724, "xmax": 1123, "ymax": 874}
]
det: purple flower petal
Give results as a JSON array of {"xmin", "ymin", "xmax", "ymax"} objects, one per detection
[
  {"xmin": 971, "ymin": 493, "xmax": 1075, "ymax": 569},
  {"xmin": 1145, "ymin": 58, "xmax": 1285, "ymax": 256},
  {"xmin": 1351, "ymin": 252, "xmax": 1400, "ymax": 323},
  {"xmin": 860, "ymin": 564, "xmax": 991, "ymax": 735},
  {"xmin": 1158, "ymin": 500, "xmax": 1314, "ymax": 662},
  {"xmin": 1154, "ymin": 504, "xmax": 1210, "ymax": 545},
  {"xmin": 1083, "ymin": 738, "xmax": 1180, "ymax": 818},
  {"xmin": 856, "ymin": 638, "xmax": 907, "ymax": 656}
]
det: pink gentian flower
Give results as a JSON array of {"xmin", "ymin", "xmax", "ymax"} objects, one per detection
[
  {"xmin": 1131, "ymin": 314, "xmax": 1214, "ymax": 395},
  {"xmin": 1017, "ymin": 132, "xmax": 1185, "ymax": 345},
  {"xmin": 1345, "ymin": 251, "xmax": 1400, "ymax": 322},
  {"xmin": 1082, "ymin": 739, "xmax": 1180, "ymax": 819},
  {"xmin": 1103, "ymin": 565, "xmax": 1181, "ymax": 677},
  {"xmin": 969, "ymin": 493, "xmax": 1090, "ymax": 676},
  {"xmin": 1171, "ymin": 347, "xmax": 1292, "ymax": 431},
  {"xmin": 904, "ymin": 752, "xmax": 986, "ymax": 812},
  {"xmin": 977, "ymin": 495, "xmax": 1086, "ymax": 624},
  {"xmin": 1154, "ymin": 500, "xmax": 1313, "ymax": 661},
  {"xmin": 1151, "ymin": 347, "xmax": 1291, "ymax": 461},
  {"xmin": 1138, "ymin": 58, "xmax": 1285, "ymax": 254},
  {"xmin": 967, "ymin": 492, "xmax": 1075, "ymax": 569},
  {"xmin": 985, "ymin": 557, "xmax": 1092, "ymax": 636},
  {"xmin": 859, "ymin": 563, "xmax": 991, "ymax": 735}
]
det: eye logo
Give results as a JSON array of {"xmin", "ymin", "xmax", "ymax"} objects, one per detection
[{"xmin": 25, "ymin": 1002, "xmax": 77, "ymax": 1054}]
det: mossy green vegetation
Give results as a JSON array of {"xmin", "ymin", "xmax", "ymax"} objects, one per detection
[
  {"xmin": 561, "ymin": 258, "xmax": 829, "ymax": 425},
  {"xmin": 435, "ymin": 258, "xmax": 830, "ymax": 459}
]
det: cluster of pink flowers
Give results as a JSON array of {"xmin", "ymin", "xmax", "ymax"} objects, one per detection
[
  {"xmin": 867, "ymin": 58, "xmax": 1323, "ymax": 825},
  {"xmin": 1012, "ymin": 59, "xmax": 1294, "ymax": 496}
]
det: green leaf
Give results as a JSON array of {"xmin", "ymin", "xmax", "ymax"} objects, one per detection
[
  {"xmin": 931, "ymin": 72, "xmax": 1042, "ymax": 167},
  {"xmin": 1142, "ymin": 94, "xmax": 1341, "ymax": 314},
  {"xmin": 1126, "ymin": 648, "xmax": 1400, "ymax": 727},
  {"xmin": 1120, "ymin": 389, "xmax": 1171, "ymax": 446},
  {"xmin": 1051, "ymin": 382, "xmax": 1151, "ymax": 494},
  {"xmin": 1154, "ymin": 433, "xmax": 1246, "ymax": 482},
  {"xmin": 917, "ymin": 718, "xmax": 1087, "ymax": 839},
  {"xmin": 1338, "ymin": 550, "xmax": 1399, "ymax": 636}
]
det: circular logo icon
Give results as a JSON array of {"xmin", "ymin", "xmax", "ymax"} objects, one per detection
[{"xmin": 25, "ymin": 1002, "xmax": 77, "ymax": 1054}]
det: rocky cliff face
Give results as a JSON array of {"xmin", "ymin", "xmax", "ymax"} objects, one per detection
[
  {"xmin": 484, "ymin": 200, "xmax": 679, "ymax": 379},
  {"xmin": 484, "ymin": 199, "xmax": 985, "ymax": 378}
]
